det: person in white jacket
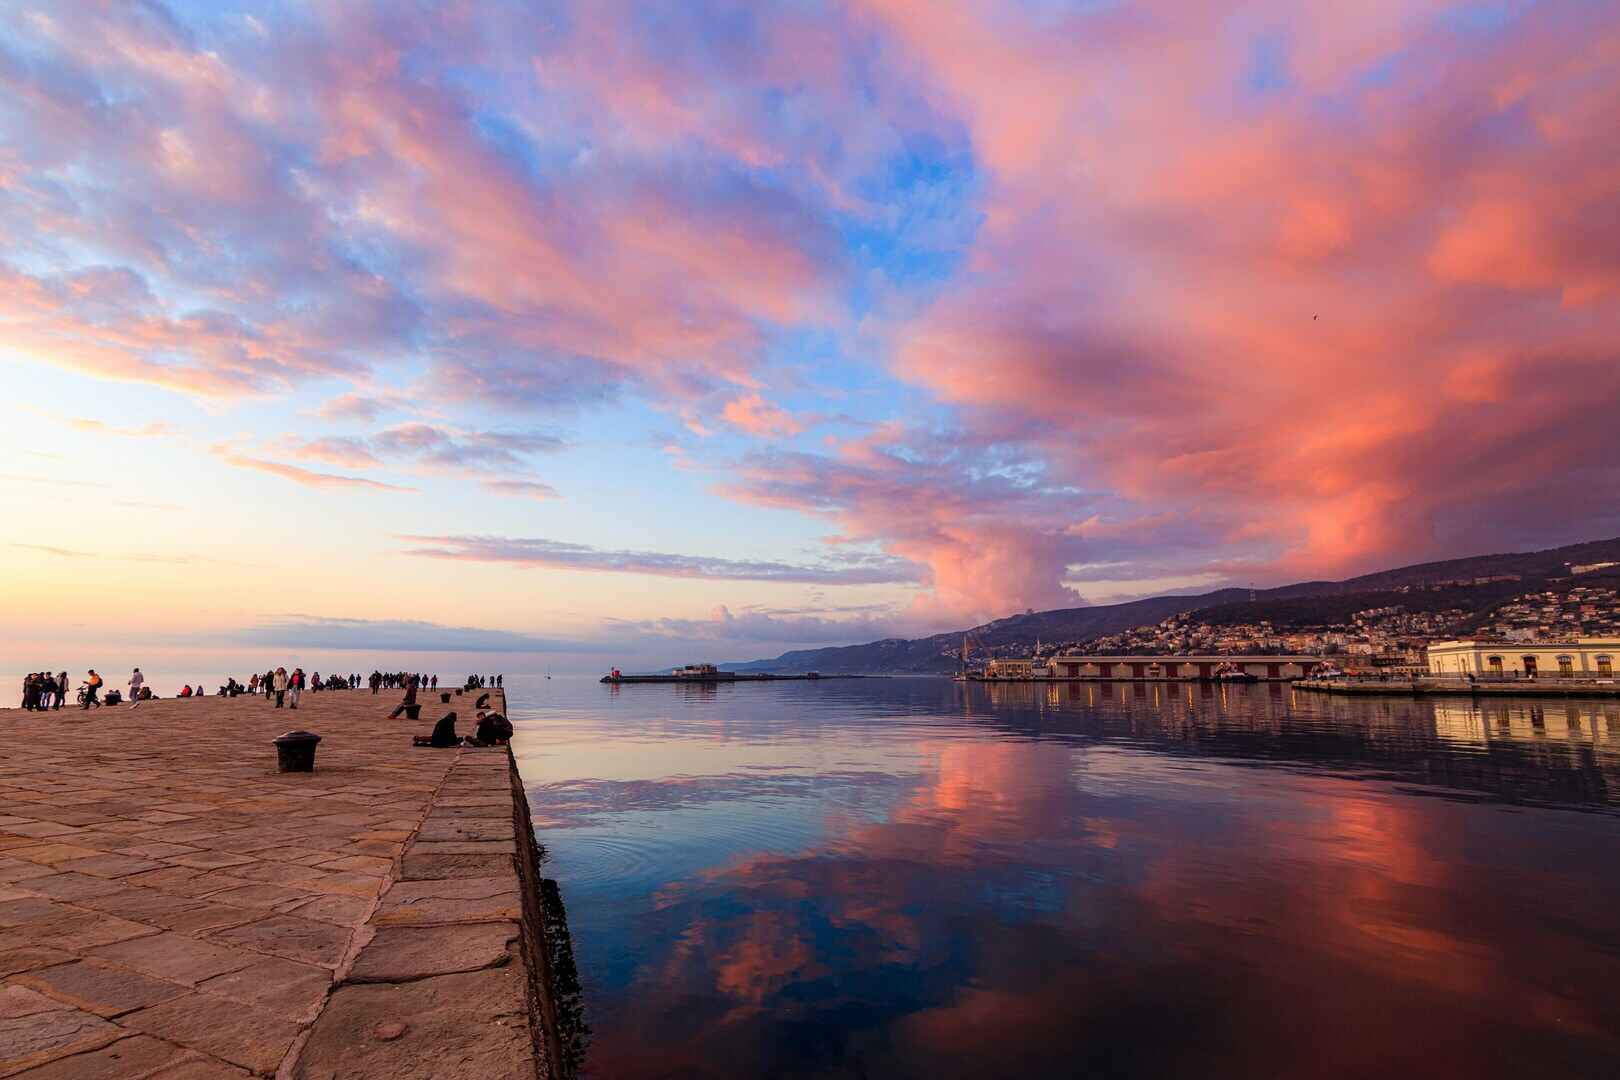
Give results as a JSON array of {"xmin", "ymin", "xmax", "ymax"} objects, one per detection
[
  {"xmin": 129, "ymin": 667, "xmax": 145, "ymax": 708},
  {"xmin": 273, "ymin": 666, "xmax": 289, "ymax": 708}
]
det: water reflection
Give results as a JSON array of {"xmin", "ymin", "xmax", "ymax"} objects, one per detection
[{"xmin": 512, "ymin": 678, "xmax": 1620, "ymax": 1078}]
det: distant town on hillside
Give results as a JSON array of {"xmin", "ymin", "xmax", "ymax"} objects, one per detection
[{"xmin": 730, "ymin": 537, "xmax": 1620, "ymax": 674}]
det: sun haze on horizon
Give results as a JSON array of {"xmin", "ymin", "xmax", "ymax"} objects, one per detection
[{"xmin": 2, "ymin": 0, "xmax": 1618, "ymax": 665}]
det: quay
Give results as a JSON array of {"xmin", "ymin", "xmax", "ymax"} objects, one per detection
[
  {"xmin": 0, "ymin": 687, "xmax": 563, "ymax": 1079},
  {"xmin": 1299, "ymin": 677, "xmax": 1620, "ymax": 698},
  {"xmin": 974, "ymin": 654, "xmax": 1320, "ymax": 682}
]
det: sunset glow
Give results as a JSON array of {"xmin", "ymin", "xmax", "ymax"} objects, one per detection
[{"xmin": 3, "ymin": 1, "xmax": 1618, "ymax": 665}]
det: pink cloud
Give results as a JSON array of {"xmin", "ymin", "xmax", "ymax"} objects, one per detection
[
  {"xmin": 721, "ymin": 394, "xmax": 807, "ymax": 439},
  {"xmin": 211, "ymin": 447, "xmax": 416, "ymax": 493},
  {"xmin": 846, "ymin": 0, "xmax": 1620, "ymax": 586}
]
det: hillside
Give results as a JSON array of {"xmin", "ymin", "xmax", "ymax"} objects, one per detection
[{"xmin": 727, "ymin": 536, "xmax": 1620, "ymax": 674}]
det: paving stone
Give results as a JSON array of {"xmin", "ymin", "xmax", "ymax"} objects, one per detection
[
  {"xmin": 0, "ymin": 946, "xmax": 74, "ymax": 979},
  {"xmin": 88, "ymin": 932, "xmax": 254, "ymax": 985},
  {"xmin": 162, "ymin": 851, "xmax": 258, "ymax": 871},
  {"xmin": 0, "ymin": 822, "xmax": 81, "ymax": 840},
  {"xmin": 0, "ymin": 986, "xmax": 122, "ymax": 1076},
  {"xmin": 292, "ymin": 967, "xmax": 532, "ymax": 1080},
  {"xmin": 55, "ymin": 854, "xmax": 169, "ymax": 879},
  {"xmin": 16, "ymin": 873, "xmax": 128, "ymax": 902},
  {"xmin": 209, "ymin": 914, "xmax": 349, "ymax": 968},
  {"xmin": 406, "ymin": 840, "xmax": 514, "ymax": 856},
  {"xmin": 116, "ymin": 842, "xmax": 201, "ymax": 860},
  {"xmin": 399, "ymin": 852, "xmax": 514, "ymax": 880},
  {"xmin": 281, "ymin": 894, "xmax": 371, "ymax": 926},
  {"xmin": 122, "ymin": 993, "xmax": 301, "ymax": 1076},
  {"xmin": 150, "ymin": 903, "xmax": 259, "ymax": 935},
  {"xmin": 2, "ymin": 1033, "xmax": 193, "ymax": 1079},
  {"xmin": 14, "ymin": 959, "xmax": 189, "ymax": 1017},
  {"xmin": 145, "ymin": 1055, "xmax": 254, "ymax": 1078},
  {"xmin": 346, "ymin": 923, "xmax": 519, "ymax": 983},
  {"xmin": 196, "ymin": 957, "xmax": 331, "ymax": 1020},
  {"xmin": 73, "ymin": 886, "xmax": 211, "ymax": 924},
  {"xmin": 0, "ymin": 860, "xmax": 58, "ymax": 885},
  {"xmin": 255, "ymin": 847, "xmax": 342, "ymax": 867},
  {"xmin": 311, "ymin": 854, "xmax": 392, "ymax": 875},
  {"xmin": 14, "ymin": 911, "xmax": 159, "ymax": 951},
  {"xmin": 7, "ymin": 844, "xmax": 104, "ymax": 866},
  {"xmin": 0, "ymin": 897, "xmax": 63, "ymax": 929},
  {"xmin": 203, "ymin": 883, "xmax": 313, "ymax": 910},
  {"xmin": 225, "ymin": 861, "xmax": 322, "ymax": 887},
  {"xmin": 373, "ymin": 877, "xmax": 523, "ymax": 926},
  {"xmin": 120, "ymin": 867, "xmax": 210, "ymax": 894},
  {"xmin": 299, "ymin": 871, "xmax": 383, "ymax": 898}
]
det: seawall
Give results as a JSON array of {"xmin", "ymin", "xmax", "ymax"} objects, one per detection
[
  {"xmin": 0, "ymin": 683, "xmax": 563, "ymax": 1079},
  {"xmin": 1298, "ymin": 678, "xmax": 1620, "ymax": 698}
]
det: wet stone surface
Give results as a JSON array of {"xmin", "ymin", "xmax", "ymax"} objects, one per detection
[{"xmin": 0, "ymin": 689, "xmax": 539, "ymax": 1078}]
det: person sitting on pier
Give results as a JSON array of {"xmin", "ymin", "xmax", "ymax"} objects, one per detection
[
  {"xmin": 471, "ymin": 710, "xmax": 513, "ymax": 746},
  {"xmin": 388, "ymin": 675, "xmax": 419, "ymax": 719},
  {"xmin": 475, "ymin": 691, "xmax": 491, "ymax": 709},
  {"xmin": 413, "ymin": 711, "xmax": 460, "ymax": 748}
]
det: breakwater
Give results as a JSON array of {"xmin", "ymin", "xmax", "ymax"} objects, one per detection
[{"xmin": 0, "ymin": 685, "xmax": 565, "ymax": 1078}]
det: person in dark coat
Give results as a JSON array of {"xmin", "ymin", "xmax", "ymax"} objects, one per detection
[{"xmin": 414, "ymin": 711, "xmax": 459, "ymax": 747}]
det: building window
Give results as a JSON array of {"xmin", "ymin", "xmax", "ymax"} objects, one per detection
[
  {"xmin": 1488, "ymin": 656, "xmax": 1503, "ymax": 675},
  {"xmin": 1522, "ymin": 656, "xmax": 1538, "ymax": 677},
  {"xmin": 1557, "ymin": 656, "xmax": 1575, "ymax": 677},
  {"xmin": 1598, "ymin": 656, "xmax": 1614, "ymax": 678}
]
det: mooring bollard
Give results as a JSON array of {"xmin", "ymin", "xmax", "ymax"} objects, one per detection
[
  {"xmin": 404, "ymin": 704, "xmax": 422, "ymax": 720},
  {"xmin": 440, "ymin": 692, "xmax": 451, "ymax": 703},
  {"xmin": 273, "ymin": 730, "xmax": 322, "ymax": 772}
]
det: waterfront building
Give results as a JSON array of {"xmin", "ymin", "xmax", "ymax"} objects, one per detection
[
  {"xmin": 982, "ymin": 654, "xmax": 1319, "ymax": 680},
  {"xmin": 1426, "ymin": 638, "xmax": 1620, "ymax": 678}
]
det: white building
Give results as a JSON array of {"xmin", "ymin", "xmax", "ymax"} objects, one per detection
[{"xmin": 1426, "ymin": 638, "xmax": 1619, "ymax": 679}]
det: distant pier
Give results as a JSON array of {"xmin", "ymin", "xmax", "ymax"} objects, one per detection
[{"xmin": 600, "ymin": 672, "xmax": 867, "ymax": 684}]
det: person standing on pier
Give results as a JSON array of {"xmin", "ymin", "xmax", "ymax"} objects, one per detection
[
  {"xmin": 128, "ymin": 667, "xmax": 145, "ymax": 708},
  {"xmin": 273, "ymin": 666, "xmax": 288, "ymax": 708},
  {"xmin": 82, "ymin": 669, "xmax": 102, "ymax": 709},
  {"xmin": 54, "ymin": 671, "xmax": 67, "ymax": 710},
  {"xmin": 289, "ymin": 667, "xmax": 305, "ymax": 709}
]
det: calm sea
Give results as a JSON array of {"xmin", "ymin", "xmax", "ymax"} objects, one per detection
[{"xmin": 508, "ymin": 675, "xmax": 1620, "ymax": 1079}]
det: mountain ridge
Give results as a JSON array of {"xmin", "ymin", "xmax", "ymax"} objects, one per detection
[{"xmin": 725, "ymin": 536, "xmax": 1620, "ymax": 674}]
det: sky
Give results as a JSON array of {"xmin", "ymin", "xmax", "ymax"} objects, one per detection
[{"xmin": 2, "ymin": 0, "xmax": 1618, "ymax": 670}]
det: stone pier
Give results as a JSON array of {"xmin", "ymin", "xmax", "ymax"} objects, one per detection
[{"xmin": 0, "ymin": 686, "xmax": 557, "ymax": 1079}]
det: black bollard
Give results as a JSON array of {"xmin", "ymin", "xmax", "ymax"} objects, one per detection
[
  {"xmin": 440, "ymin": 692, "xmax": 451, "ymax": 703},
  {"xmin": 273, "ymin": 731, "xmax": 322, "ymax": 773}
]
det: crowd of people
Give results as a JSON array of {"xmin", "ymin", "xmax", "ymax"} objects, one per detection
[
  {"xmin": 17, "ymin": 664, "xmax": 514, "ymax": 750},
  {"xmin": 369, "ymin": 671, "xmax": 440, "ymax": 694}
]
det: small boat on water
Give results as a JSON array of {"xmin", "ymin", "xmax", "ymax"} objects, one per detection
[{"xmin": 1212, "ymin": 662, "xmax": 1258, "ymax": 683}]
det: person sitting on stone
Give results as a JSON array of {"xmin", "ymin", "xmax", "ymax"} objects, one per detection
[
  {"xmin": 475, "ymin": 691, "xmax": 491, "ymax": 709},
  {"xmin": 413, "ymin": 711, "xmax": 459, "ymax": 748}
]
